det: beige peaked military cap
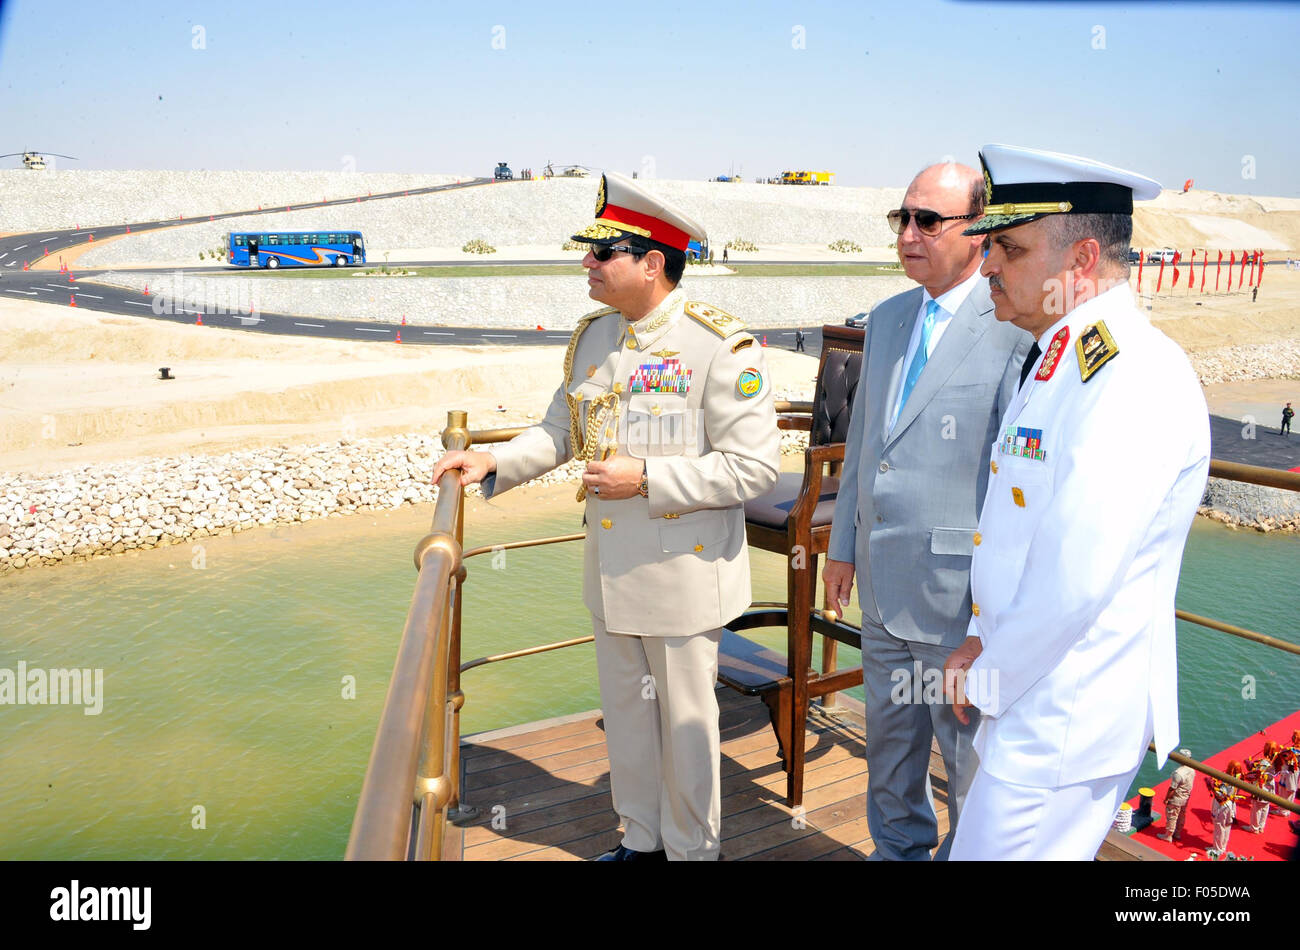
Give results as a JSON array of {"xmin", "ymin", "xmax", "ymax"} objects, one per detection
[
  {"xmin": 572, "ymin": 171, "xmax": 707, "ymax": 252},
  {"xmin": 965, "ymin": 143, "xmax": 1162, "ymax": 235}
]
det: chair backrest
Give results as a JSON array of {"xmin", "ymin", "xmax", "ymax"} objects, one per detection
[{"xmin": 811, "ymin": 325, "xmax": 865, "ymax": 447}]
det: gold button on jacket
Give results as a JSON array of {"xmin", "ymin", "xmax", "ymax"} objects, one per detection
[{"xmin": 479, "ymin": 290, "xmax": 781, "ymax": 637}]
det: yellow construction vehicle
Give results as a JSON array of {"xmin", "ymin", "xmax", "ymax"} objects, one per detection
[{"xmin": 779, "ymin": 170, "xmax": 833, "ymax": 185}]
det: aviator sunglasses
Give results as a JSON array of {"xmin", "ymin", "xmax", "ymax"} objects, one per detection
[
  {"xmin": 588, "ymin": 243, "xmax": 647, "ymax": 262},
  {"xmin": 886, "ymin": 208, "xmax": 977, "ymax": 237}
]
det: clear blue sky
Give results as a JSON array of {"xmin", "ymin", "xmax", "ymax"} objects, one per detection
[{"xmin": 1, "ymin": 0, "xmax": 1296, "ymax": 195}]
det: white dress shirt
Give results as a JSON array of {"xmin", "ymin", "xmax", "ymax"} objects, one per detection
[{"xmin": 889, "ymin": 268, "xmax": 984, "ymax": 430}]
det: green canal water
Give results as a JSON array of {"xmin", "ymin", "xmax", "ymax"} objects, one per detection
[{"xmin": 0, "ymin": 493, "xmax": 1295, "ymax": 859}]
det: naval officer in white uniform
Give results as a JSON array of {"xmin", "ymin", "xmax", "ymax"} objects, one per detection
[
  {"xmin": 432, "ymin": 173, "xmax": 780, "ymax": 860},
  {"xmin": 942, "ymin": 145, "xmax": 1211, "ymax": 860}
]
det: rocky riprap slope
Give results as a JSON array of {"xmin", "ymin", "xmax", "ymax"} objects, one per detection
[{"xmin": 1, "ymin": 392, "xmax": 813, "ymax": 573}]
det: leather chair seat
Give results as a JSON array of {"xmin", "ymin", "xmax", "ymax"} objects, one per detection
[{"xmin": 743, "ymin": 473, "xmax": 841, "ymax": 530}]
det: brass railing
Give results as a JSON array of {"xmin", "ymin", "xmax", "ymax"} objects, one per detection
[
  {"xmin": 346, "ymin": 405, "xmax": 1300, "ymax": 860},
  {"xmin": 345, "ymin": 410, "xmax": 469, "ymax": 860}
]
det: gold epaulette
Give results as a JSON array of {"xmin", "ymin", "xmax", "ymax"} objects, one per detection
[
  {"xmin": 1076, "ymin": 321, "xmax": 1119, "ymax": 383},
  {"xmin": 684, "ymin": 301, "xmax": 747, "ymax": 338}
]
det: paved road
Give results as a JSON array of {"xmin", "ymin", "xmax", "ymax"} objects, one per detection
[
  {"xmin": 1209, "ymin": 414, "xmax": 1300, "ymax": 470},
  {"xmin": 0, "ymin": 177, "xmax": 501, "ymax": 265}
]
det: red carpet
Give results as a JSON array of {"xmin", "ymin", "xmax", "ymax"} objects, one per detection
[{"xmin": 1125, "ymin": 711, "xmax": 1300, "ymax": 861}]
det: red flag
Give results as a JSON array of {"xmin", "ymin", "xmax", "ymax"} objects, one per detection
[
  {"xmin": 1227, "ymin": 251, "xmax": 1235, "ymax": 291},
  {"xmin": 1257, "ymin": 250, "xmax": 1264, "ymax": 286},
  {"xmin": 1199, "ymin": 250, "xmax": 1207, "ymax": 292},
  {"xmin": 1186, "ymin": 249, "xmax": 1195, "ymax": 292},
  {"xmin": 1157, "ymin": 255, "xmax": 1167, "ymax": 293},
  {"xmin": 1137, "ymin": 252, "xmax": 1144, "ymax": 293},
  {"xmin": 1171, "ymin": 250, "xmax": 1181, "ymax": 288},
  {"xmin": 1216, "ymin": 250, "xmax": 1223, "ymax": 291},
  {"xmin": 1239, "ymin": 250, "xmax": 1248, "ymax": 287},
  {"xmin": 1247, "ymin": 251, "xmax": 1255, "ymax": 287}
]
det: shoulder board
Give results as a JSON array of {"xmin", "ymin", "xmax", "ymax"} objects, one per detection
[
  {"xmin": 564, "ymin": 307, "xmax": 617, "ymax": 387},
  {"xmin": 1076, "ymin": 321, "xmax": 1119, "ymax": 383},
  {"xmin": 578, "ymin": 305, "xmax": 618, "ymax": 325},
  {"xmin": 684, "ymin": 301, "xmax": 747, "ymax": 338}
]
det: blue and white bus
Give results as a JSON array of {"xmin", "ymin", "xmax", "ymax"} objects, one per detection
[{"xmin": 227, "ymin": 231, "xmax": 366, "ymax": 268}]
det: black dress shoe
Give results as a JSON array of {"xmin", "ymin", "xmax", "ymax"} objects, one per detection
[{"xmin": 594, "ymin": 844, "xmax": 668, "ymax": 862}]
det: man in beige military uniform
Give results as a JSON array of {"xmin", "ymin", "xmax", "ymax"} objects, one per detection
[{"xmin": 432, "ymin": 172, "xmax": 780, "ymax": 861}]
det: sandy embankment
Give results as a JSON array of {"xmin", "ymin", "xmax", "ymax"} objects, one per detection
[{"xmin": 0, "ymin": 296, "xmax": 821, "ymax": 476}]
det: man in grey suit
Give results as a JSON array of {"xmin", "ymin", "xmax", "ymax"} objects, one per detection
[{"xmin": 822, "ymin": 162, "xmax": 1032, "ymax": 860}]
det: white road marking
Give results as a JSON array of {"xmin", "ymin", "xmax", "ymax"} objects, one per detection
[
  {"xmin": 125, "ymin": 301, "xmax": 150, "ymax": 307},
  {"xmin": 76, "ymin": 293, "xmax": 103, "ymax": 299},
  {"xmin": 40, "ymin": 237, "xmax": 58, "ymax": 242},
  {"xmin": 483, "ymin": 334, "xmax": 517, "ymax": 339},
  {"xmin": 4, "ymin": 261, "xmax": 14, "ymax": 267},
  {"xmin": 423, "ymin": 331, "xmax": 454, "ymax": 335},
  {"xmin": 4, "ymin": 289, "xmax": 37, "ymax": 295},
  {"xmin": 12, "ymin": 244, "xmax": 27, "ymax": 251},
  {"xmin": 294, "ymin": 322, "xmax": 325, "ymax": 328},
  {"xmin": 33, "ymin": 287, "xmax": 52, "ymax": 293},
  {"xmin": 355, "ymin": 328, "xmax": 390, "ymax": 333},
  {"xmin": 46, "ymin": 285, "xmax": 72, "ymax": 291},
  {"xmin": 0, "ymin": 253, "xmax": 7, "ymax": 261}
]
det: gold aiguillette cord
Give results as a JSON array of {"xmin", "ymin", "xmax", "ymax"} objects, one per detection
[{"xmin": 575, "ymin": 392, "xmax": 620, "ymax": 502}]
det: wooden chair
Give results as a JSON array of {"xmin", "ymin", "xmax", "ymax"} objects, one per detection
[{"xmin": 717, "ymin": 324, "xmax": 866, "ymax": 806}]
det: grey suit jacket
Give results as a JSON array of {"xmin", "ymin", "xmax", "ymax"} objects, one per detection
[{"xmin": 827, "ymin": 278, "xmax": 1032, "ymax": 647}]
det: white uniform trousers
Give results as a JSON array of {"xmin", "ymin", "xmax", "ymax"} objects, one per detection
[
  {"xmin": 592, "ymin": 617, "xmax": 723, "ymax": 861},
  {"xmin": 949, "ymin": 764, "xmax": 1140, "ymax": 860}
]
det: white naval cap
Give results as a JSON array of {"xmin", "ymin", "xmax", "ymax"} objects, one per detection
[
  {"xmin": 964, "ymin": 143, "xmax": 1162, "ymax": 235},
  {"xmin": 571, "ymin": 171, "xmax": 707, "ymax": 252}
]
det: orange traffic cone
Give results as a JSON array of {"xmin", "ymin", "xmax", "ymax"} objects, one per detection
[
  {"xmin": 761, "ymin": 335, "xmax": 768, "ymax": 346},
  {"xmin": 126, "ymin": 226, "xmax": 130, "ymax": 233},
  {"xmin": 401, "ymin": 314, "xmax": 407, "ymax": 325},
  {"xmin": 196, "ymin": 314, "xmax": 204, "ymax": 326},
  {"xmin": 143, "ymin": 284, "xmax": 150, "ymax": 296},
  {"xmin": 68, "ymin": 273, "xmax": 75, "ymax": 282},
  {"xmin": 536, "ymin": 324, "xmax": 544, "ymax": 331},
  {"xmin": 88, "ymin": 234, "xmax": 94, "ymax": 242},
  {"xmin": 286, "ymin": 206, "xmax": 291, "ymax": 212},
  {"xmin": 43, "ymin": 246, "xmax": 48, "ymax": 256},
  {"xmin": 209, "ymin": 215, "xmax": 213, "ymax": 221},
  {"xmin": 69, "ymin": 295, "xmax": 76, "ymax": 307},
  {"xmin": 22, "ymin": 261, "xmax": 28, "ymax": 270},
  {"xmin": 395, "ymin": 330, "xmax": 402, "ymax": 344}
]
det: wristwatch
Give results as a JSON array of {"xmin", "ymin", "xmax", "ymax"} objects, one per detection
[{"xmin": 637, "ymin": 463, "xmax": 649, "ymax": 498}]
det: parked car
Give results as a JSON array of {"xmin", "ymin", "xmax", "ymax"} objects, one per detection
[
  {"xmin": 1127, "ymin": 248, "xmax": 1141, "ymax": 263},
  {"xmin": 845, "ymin": 312, "xmax": 868, "ymax": 329},
  {"xmin": 1147, "ymin": 248, "xmax": 1176, "ymax": 264}
]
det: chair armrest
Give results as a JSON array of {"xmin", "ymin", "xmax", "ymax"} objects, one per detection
[
  {"xmin": 777, "ymin": 416, "xmax": 813, "ymax": 432},
  {"xmin": 788, "ymin": 442, "xmax": 845, "ymax": 529}
]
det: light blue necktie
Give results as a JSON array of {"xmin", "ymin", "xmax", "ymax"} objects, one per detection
[{"xmin": 898, "ymin": 300, "xmax": 938, "ymax": 414}]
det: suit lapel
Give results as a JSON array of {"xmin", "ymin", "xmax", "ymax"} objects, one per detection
[
  {"xmin": 872, "ymin": 289, "xmax": 922, "ymax": 446},
  {"xmin": 885, "ymin": 279, "xmax": 994, "ymax": 447}
]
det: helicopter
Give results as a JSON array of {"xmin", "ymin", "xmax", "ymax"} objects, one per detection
[{"xmin": 0, "ymin": 150, "xmax": 78, "ymax": 170}]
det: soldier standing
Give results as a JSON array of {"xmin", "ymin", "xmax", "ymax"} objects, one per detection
[{"xmin": 432, "ymin": 172, "xmax": 780, "ymax": 860}]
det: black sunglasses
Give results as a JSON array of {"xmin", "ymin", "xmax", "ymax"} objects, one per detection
[
  {"xmin": 887, "ymin": 208, "xmax": 977, "ymax": 237},
  {"xmin": 588, "ymin": 243, "xmax": 646, "ymax": 262}
]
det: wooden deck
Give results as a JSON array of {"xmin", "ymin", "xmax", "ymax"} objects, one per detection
[
  {"xmin": 446, "ymin": 689, "xmax": 935, "ymax": 861},
  {"xmin": 443, "ymin": 688, "xmax": 1166, "ymax": 861}
]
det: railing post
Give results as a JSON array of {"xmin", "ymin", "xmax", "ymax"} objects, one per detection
[{"xmin": 444, "ymin": 410, "xmax": 478, "ymax": 823}]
